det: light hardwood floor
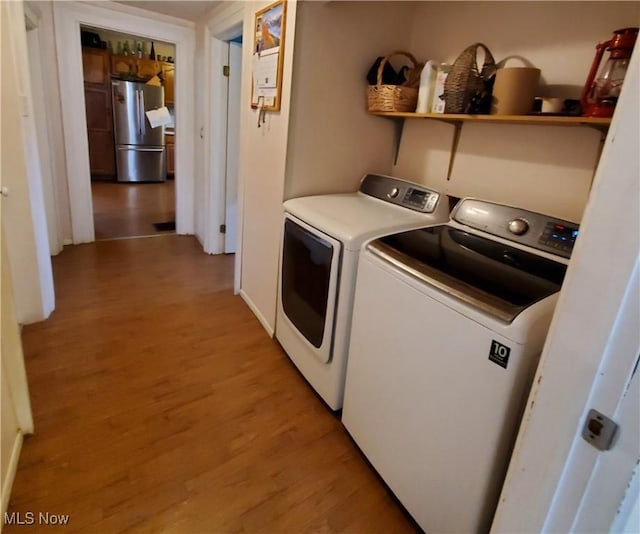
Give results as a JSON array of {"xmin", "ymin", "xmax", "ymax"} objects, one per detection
[
  {"xmin": 6, "ymin": 236, "xmax": 416, "ymax": 533},
  {"xmin": 92, "ymin": 180, "xmax": 175, "ymax": 240}
]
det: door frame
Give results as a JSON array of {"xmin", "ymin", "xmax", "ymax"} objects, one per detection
[
  {"xmin": 224, "ymin": 39, "xmax": 242, "ymax": 254},
  {"xmin": 52, "ymin": 1, "xmax": 196, "ymax": 243},
  {"xmin": 24, "ymin": 2, "xmax": 63, "ymax": 256},
  {"xmin": 205, "ymin": 1, "xmax": 244, "ymax": 292}
]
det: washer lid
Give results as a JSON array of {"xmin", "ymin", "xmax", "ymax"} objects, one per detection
[
  {"xmin": 284, "ymin": 193, "xmax": 447, "ymax": 250},
  {"xmin": 367, "ymin": 224, "xmax": 568, "ymax": 323}
]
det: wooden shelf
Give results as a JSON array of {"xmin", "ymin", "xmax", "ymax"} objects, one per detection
[
  {"xmin": 370, "ymin": 111, "xmax": 611, "ymax": 177},
  {"xmin": 369, "ymin": 111, "xmax": 611, "ymax": 129}
]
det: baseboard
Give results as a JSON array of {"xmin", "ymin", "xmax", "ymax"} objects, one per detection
[
  {"xmin": 239, "ymin": 289, "xmax": 274, "ymax": 338},
  {"xmin": 1, "ymin": 431, "xmax": 23, "ymax": 516}
]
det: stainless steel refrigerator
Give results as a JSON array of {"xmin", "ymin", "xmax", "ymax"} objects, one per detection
[{"xmin": 111, "ymin": 80, "xmax": 166, "ymax": 182}]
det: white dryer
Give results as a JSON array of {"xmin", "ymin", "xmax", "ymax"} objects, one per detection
[
  {"xmin": 342, "ymin": 198, "xmax": 579, "ymax": 533},
  {"xmin": 276, "ymin": 174, "xmax": 450, "ymax": 410}
]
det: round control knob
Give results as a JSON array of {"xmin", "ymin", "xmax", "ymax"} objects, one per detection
[
  {"xmin": 387, "ymin": 187, "xmax": 400, "ymax": 199},
  {"xmin": 508, "ymin": 218, "xmax": 529, "ymax": 236}
]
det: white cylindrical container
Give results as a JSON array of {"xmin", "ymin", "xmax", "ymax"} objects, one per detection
[
  {"xmin": 431, "ymin": 64, "xmax": 450, "ymax": 113},
  {"xmin": 416, "ymin": 60, "xmax": 438, "ymax": 113}
]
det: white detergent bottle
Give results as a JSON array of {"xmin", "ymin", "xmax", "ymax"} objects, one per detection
[{"xmin": 416, "ymin": 60, "xmax": 438, "ymax": 113}]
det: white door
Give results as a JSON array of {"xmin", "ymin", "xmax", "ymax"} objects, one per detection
[
  {"xmin": 491, "ymin": 47, "xmax": 639, "ymax": 533},
  {"xmin": 224, "ymin": 39, "xmax": 241, "ymax": 254},
  {"xmin": 545, "ymin": 264, "xmax": 640, "ymax": 533},
  {"xmin": 1, "ymin": 0, "xmax": 54, "ymax": 324}
]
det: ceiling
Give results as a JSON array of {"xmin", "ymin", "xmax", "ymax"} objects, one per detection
[{"xmin": 116, "ymin": 1, "xmax": 220, "ymax": 22}]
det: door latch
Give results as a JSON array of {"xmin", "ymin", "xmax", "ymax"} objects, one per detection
[{"xmin": 582, "ymin": 409, "xmax": 618, "ymax": 451}]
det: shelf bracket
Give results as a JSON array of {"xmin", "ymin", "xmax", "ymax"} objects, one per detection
[
  {"xmin": 446, "ymin": 122, "xmax": 463, "ymax": 181},
  {"xmin": 392, "ymin": 118, "xmax": 405, "ymax": 166}
]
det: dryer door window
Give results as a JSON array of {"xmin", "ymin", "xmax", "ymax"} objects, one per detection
[{"xmin": 281, "ymin": 217, "xmax": 341, "ymax": 361}]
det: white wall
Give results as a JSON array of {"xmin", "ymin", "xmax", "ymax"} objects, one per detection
[
  {"xmin": 1, "ymin": 0, "xmax": 55, "ymax": 324},
  {"xmin": 238, "ymin": 0, "xmax": 298, "ymax": 334},
  {"xmin": 284, "ymin": 1, "xmax": 415, "ymax": 199},
  {"xmin": 393, "ymin": 1, "xmax": 640, "ymax": 222}
]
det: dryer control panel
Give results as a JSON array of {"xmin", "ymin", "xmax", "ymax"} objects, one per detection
[
  {"xmin": 360, "ymin": 174, "xmax": 441, "ymax": 213},
  {"xmin": 452, "ymin": 198, "xmax": 579, "ymax": 258}
]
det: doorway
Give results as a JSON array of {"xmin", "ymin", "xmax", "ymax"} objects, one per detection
[
  {"xmin": 53, "ymin": 1, "xmax": 196, "ymax": 243},
  {"xmin": 80, "ymin": 25, "xmax": 177, "ymax": 240},
  {"xmin": 206, "ymin": 12, "xmax": 243, "ymax": 280}
]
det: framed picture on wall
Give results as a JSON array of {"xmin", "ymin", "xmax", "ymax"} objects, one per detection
[{"xmin": 251, "ymin": 0, "xmax": 287, "ymax": 111}]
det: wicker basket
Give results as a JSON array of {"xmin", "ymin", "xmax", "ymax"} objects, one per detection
[
  {"xmin": 444, "ymin": 43, "xmax": 495, "ymax": 113},
  {"xmin": 367, "ymin": 51, "xmax": 421, "ymax": 112}
]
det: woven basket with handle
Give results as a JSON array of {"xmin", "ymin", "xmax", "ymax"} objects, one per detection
[
  {"xmin": 444, "ymin": 43, "xmax": 495, "ymax": 113},
  {"xmin": 367, "ymin": 51, "xmax": 422, "ymax": 112}
]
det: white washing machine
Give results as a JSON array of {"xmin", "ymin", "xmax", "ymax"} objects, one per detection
[
  {"xmin": 342, "ymin": 198, "xmax": 579, "ymax": 533},
  {"xmin": 276, "ymin": 174, "xmax": 450, "ymax": 410}
]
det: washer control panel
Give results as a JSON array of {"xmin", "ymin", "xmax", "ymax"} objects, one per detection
[
  {"xmin": 360, "ymin": 174, "xmax": 441, "ymax": 213},
  {"xmin": 452, "ymin": 198, "xmax": 579, "ymax": 258},
  {"xmin": 401, "ymin": 187, "xmax": 439, "ymax": 212},
  {"xmin": 538, "ymin": 221, "xmax": 579, "ymax": 255}
]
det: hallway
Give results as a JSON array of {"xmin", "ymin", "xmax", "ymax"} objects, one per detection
[{"xmin": 6, "ymin": 236, "xmax": 414, "ymax": 533}]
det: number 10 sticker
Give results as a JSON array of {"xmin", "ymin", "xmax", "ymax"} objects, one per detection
[{"xmin": 489, "ymin": 340, "xmax": 511, "ymax": 369}]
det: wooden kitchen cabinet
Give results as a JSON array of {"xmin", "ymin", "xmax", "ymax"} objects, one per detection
[
  {"xmin": 110, "ymin": 55, "xmax": 174, "ymax": 105},
  {"xmin": 84, "ymin": 86, "xmax": 112, "ymax": 130},
  {"xmin": 83, "ymin": 49, "xmax": 115, "ymax": 178},
  {"xmin": 138, "ymin": 59, "xmax": 162, "ymax": 78},
  {"xmin": 162, "ymin": 63, "xmax": 175, "ymax": 105},
  {"xmin": 84, "ymin": 85, "xmax": 115, "ymax": 177},
  {"xmin": 111, "ymin": 55, "xmax": 162, "ymax": 79},
  {"xmin": 165, "ymin": 134, "xmax": 175, "ymax": 177},
  {"xmin": 82, "ymin": 47, "xmax": 110, "ymax": 84},
  {"xmin": 87, "ymin": 129, "xmax": 116, "ymax": 175},
  {"xmin": 111, "ymin": 55, "xmax": 137, "ymax": 76}
]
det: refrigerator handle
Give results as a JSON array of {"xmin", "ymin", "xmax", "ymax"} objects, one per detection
[
  {"xmin": 139, "ymin": 90, "xmax": 146, "ymax": 135},
  {"xmin": 135, "ymin": 90, "xmax": 141, "ymax": 136},
  {"xmin": 117, "ymin": 147, "xmax": 164, "ymax": 152}
]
